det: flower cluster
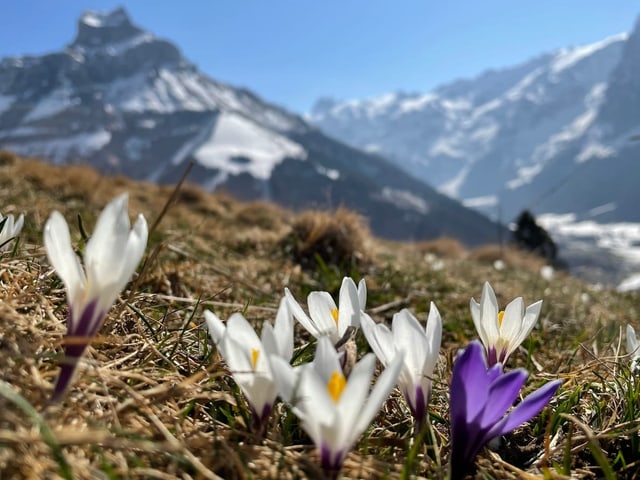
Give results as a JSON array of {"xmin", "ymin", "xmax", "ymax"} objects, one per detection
[{"xmin": 38, "ymin": 193, "xmax": 561, "ymax": 477}]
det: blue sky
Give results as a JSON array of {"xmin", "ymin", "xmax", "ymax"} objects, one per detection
[{"xmin": 1, "ymin": 1, "xmax": 637, "ymax": 113}]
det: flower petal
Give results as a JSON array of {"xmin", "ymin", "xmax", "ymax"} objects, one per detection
[
  {"xmin": 480, "ymin": 282, "xmax": 500, "ymax": 344},
  {"xmin": 360, "ymin": 312, "xmax": 395, "ymax": 366},
  {"xmin": 273, "ymin": 296, "xmax": 294, "ymax": 360},
  {"xmin": 357, "ymin": 278, "xmax": 367, "ymax": 310},
  {"xmin": 476, "ymin": 369, "xmax": 527, "ymax": 429},
  {"xmin": 285, "ymin": 287, "xmax": 320, "ymax": 337},
  {"xmin": 337, "ymin": 277, "xmax": 360, "ymax": 333},
  {"xmin": 510, "ymin": 300, "xmax": 543, "ymax": 356},
  {"xmin": 338, "ymin": 353, "xmax": 375, "ymax": 431},
  {"xmin": 44, "ymin": 211, "xmax": 86, "ymax": 315},
  {"xmin": 451, "ymin": 341, "xmax": 490, "ymax": 425},
  {"xmin": 486, "ymin": 379, "xmax": 561, "ymax": 440},
  {"xmin": 313, "ymin": 336, "xmax": 343, "ymax": 383},
  {"xmin": 392, "ymin": 309, "xmax": 428, "ymax": 376},
  {"xmin": 204, "ymin": 310, "xmax": 226, "ymax": 344},
  {"xmin": 308, "ymin": 291, "xmax": 340, "ymax": 340},
  {"xmin": 354, "ymin": 351, "xmax": 403, "ymax": 437},
  {"xmin": 423, "ymin": 302, "xmax": 442, "ymax": 376}
]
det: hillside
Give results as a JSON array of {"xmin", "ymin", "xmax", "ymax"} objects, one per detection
[{"xmin": 0, "ymin": 154, "xmax": 639, "ymax": 478}]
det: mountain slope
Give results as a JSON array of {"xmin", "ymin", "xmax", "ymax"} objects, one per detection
[
  {"xmin": 0, "ymin": 8, "xmax": 498, "ymax": 245},
  {"xmin": 308, "ymin": 30, "xmax": 634, "ymax": 223}
]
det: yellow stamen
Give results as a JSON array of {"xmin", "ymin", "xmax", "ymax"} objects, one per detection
[
  {"xmin": 498, "ymin": 310, "xmax": 505, "ymax": 327},
  {"xmin": 330, "ymin": 308, "xmax": 339, "ymax": 325},
  {"xmin": 327, "ymin": 370, "xmax": 346, "ymax": 403},
  {"xmin": 251, "ymin": 348, "xmax": 260, "ymax": 370}
]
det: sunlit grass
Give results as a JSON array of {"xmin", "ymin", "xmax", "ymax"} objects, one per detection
[{"xmin": 0, "ymin": 153, "xmax": 639, "ymax": 478}]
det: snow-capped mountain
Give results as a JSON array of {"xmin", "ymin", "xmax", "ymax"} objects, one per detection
[
  {"xmin": 0, "ymin": 8, "xmax": 498, "ymax": 245},
  {"xmin": 308, "ymin": 24, "xmax": 639, "ymax": 225}
]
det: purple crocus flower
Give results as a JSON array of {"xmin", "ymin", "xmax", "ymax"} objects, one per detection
[{"xmin": 449, "ymin": 341, "xmax": 561, "ymax": 479}]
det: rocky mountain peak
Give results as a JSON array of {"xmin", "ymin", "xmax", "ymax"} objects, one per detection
[{"xmin": 71, "ymin": 7, "xmax": 144, "ymax": 49}]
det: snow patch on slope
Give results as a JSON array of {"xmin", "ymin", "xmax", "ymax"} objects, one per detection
[
  {"xmin": 6, "ymin": 129, "xmax": 111, "ymax": 163},
  {"xmin": 193, "ymin": 111, "xmax": 306, "ymax": 180},
  {"xmin": 551, "ymin": 33, "xmax": 628, "ymax": 74},
  {"xmin": 25, "ymin": 85, "xmax": 78, "ymax": 122}
]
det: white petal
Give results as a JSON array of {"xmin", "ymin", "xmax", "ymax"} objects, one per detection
[
  {"xmin": 392, "ymin": 309, "xmax": 428, "ymax": 374},
  {"xmin": 273, "ymin": 296, "xmax": 294, "ymax": 360},
  {"xmin": 360, "ymin": 312, "xmax": 395, "ymax": 366},
  {"xmin": 11, "ymin": 213, "xmax": 24, "ymax": 236},
  {"xmin": 204, "ymin": 310, "xmax": 226, "ymax": 344},
  {"xmin": 499, "ymin": 297, "xmax": 525, "ymax": 342},
  {"xmin": 480, "ymin": 282, "xmax": 500, "ymax": 344},
  {"xmin": 226, "ymin": 313, "xmax": 266, "ymax": 371},
  {"xmin": 84, "ymin": 194, "xmax": 131, "ymax": 287},
  {"xmin": 313, "ymin": 336, "xmax": 342, "ymax": 383},
  {"xmin": 44, "ymin": 211, "xmax": 86, "ymax": 307},
  {"xmin": 338, "ymin": 354, "xmax": 375, "ymax": 432},
  {"xmin": 269, "ymin": 355, "xmax": 298, "ymax": 403},
  {"xmin": 308, "ymin": 291, "xmax": 340, "ymax": 339},
  {"xmin": 357, "ymin": 278, "xmax": 367, "ymax": 310},
  {"xmin": 423, "ymin": 302, "xmax": 443, "ymax": 376},
  {"xmin": 470, "ymin": 297, "xmax": 489, "ymax": 346},
  {"xmin": 354, "ymin": 352, "xmax": 403, "ymax": 438},
  {"xmin": 221, "ymin": 334, "xmax": 254, "ymax": 378},
  {"xmin": 285, "ymin": 287, "xmax": 321, "ymax": 337},
  {"xmin": 509, "ymin": 299, "xmax": 543, "ymax": 357},
  {"xmin": 337, "ymin": 277, "xmax": 361, "ymax": 333}
]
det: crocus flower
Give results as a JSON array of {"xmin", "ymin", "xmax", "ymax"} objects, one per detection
[
  {"xmin": 360, "ymin": 303, "xmax": 442, "ymax": 429},
  {"xmin": 270, "ymin": 336, "xmax": 403, "ymax": 479},
  {"xmin": 205, "ymin": 297, "xmax": 293, "ymax": 434},
  {"xmin": 449, "ymin": 341, "xmax": 561, "ymax": 479},
  {"xmin": 0, "ymin": 212, "xmax": 24, "ymax": 250},
  {"xmin": 44, "ymin": 193, "xmax": 148, "ymax": 402},
  {"xmin": 626, "ymin": 324, "xmax": 640, "ymax": 373},
  {"xmin": 470, "ymin": 281, "xmax": 542, "ymax": 366},
  {"xmin": 285, "ymin": 277, "xmax": 366, "ymax": 345}
]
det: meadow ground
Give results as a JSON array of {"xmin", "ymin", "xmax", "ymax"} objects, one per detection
[{"xmin": 0, "ymin": 152, "xmax": 639, "ymax": 479}]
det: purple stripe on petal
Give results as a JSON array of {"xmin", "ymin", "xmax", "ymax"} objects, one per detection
[
  {"xmin": 486, "ymin": 346, "xmax": 498, "ymax": 366},
  {"xmin": 320, "ymin": 443, "xmax": 344, "ymax": 480},
  {"xmin": 70, "ymin": 300, "xmax": 105, "ymax": 338},
  {"xmin": 50, "ymin": 339, "xmax": 91, "ymax": 403},
  {"xmin": 408, "ymin": 384, "xmax": 427, "ymax": 430},
  {"xmin": 250, "ymin": 402, "xmax": 273, "ymax": 437}
]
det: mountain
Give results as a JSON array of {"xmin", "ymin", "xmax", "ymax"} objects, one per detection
[
  {"xmin": 0, "ymin": 8, "xmax": 498, "ymax": 245},
  {"xmin": 308, "ymin": 26, "xmax": 639, "ymax": 224}
]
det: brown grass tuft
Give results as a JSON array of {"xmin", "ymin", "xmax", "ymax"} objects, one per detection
[
  {"xmin": 283, "ymin": 207, "xmax": 371, "ymax": 271},
  {"xmin": 415, "ymin": 236, "xmax": 467, "ymax": 260}
]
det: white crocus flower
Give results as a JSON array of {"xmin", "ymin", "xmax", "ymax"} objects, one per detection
[
  {"xmin": 360, "ymin": 303, "xmax": 442, "ymax": 429},
  {"xmin": 626, "ymin": 324, "xmax": 640, "ymax": 373},
  {"xmin": 285, "ymin": 277, "xmax": 366, "ymax": 345},
  {"xmin": 205, "ymin": 297, "xmax": 293, "ymax": 434},
  {"xmin": 0, "ymin": 212, "xmax": 24, "ymax": 250},
  {"xmin": 44, "ymin": 193, "xmax": 148, "ymax": 402},
  {"xmin": 470, "ymin": 282, "xmax": 542, "ymax": 366},
  {"xmin": 270, "ymin": 336, "xmax": 402, "ymax": 478}
]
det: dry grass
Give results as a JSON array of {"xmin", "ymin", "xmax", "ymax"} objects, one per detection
[
  {"xmin": 282, "ymin": 207, "xmax": 372, "ymax": 272},
  {"xmin": 1, "ymin": 155, "xmax": 639, "ymax": 479}
]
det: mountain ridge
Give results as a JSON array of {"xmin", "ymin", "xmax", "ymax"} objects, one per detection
[
  {"xmin": 0, "ymin": 7, "xmax": 499, "ymax": 245},
  {"xmin": 308, "ymin": 28, "xmax": 636, "ymax": 223}
]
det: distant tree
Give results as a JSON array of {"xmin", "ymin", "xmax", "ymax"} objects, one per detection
[{"xmin": 511, "ymin": 210, "xmax": 557, "ymax": 262}]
